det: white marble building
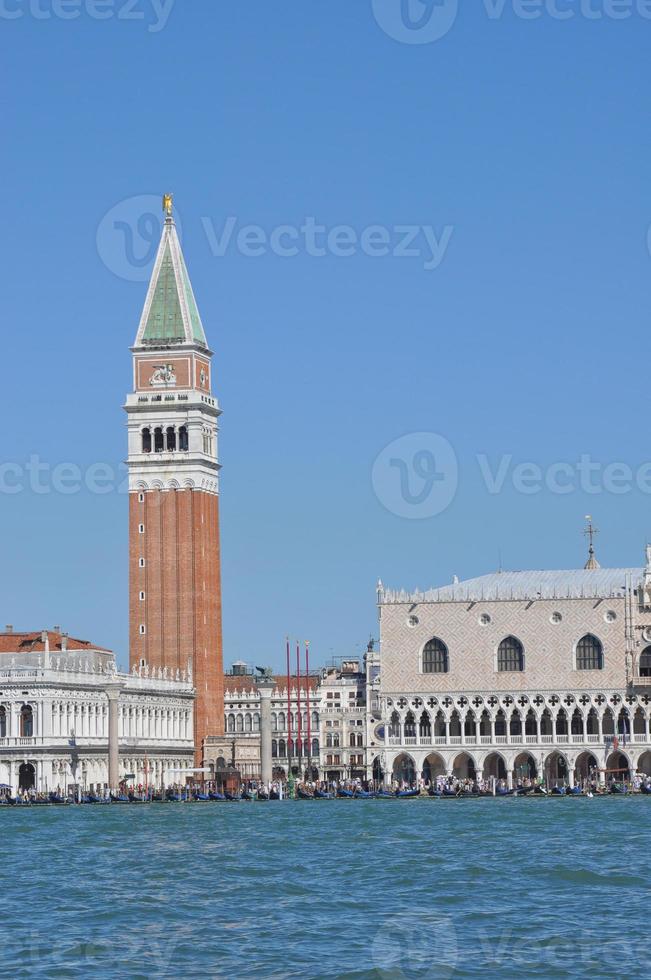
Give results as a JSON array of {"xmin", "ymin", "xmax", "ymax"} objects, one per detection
[
  {"xmin": 0, "ymin": 629, "xmax": 194, "ymax": 793},
  {"xmin": 373, "ymin": 547, "xmax": 651, "ymax": 789}
]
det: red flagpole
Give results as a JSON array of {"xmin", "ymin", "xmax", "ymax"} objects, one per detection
[
  {"xmin": 286, "ymin": 637, "xmax": 292, "ymax": 775},
  {"xmin": 305, "ymin": 641, "xmax": 311, "ymax": 775},
  {"xmin": 296, "ymin": 640, "xmax": 302, "ymax": 775}
]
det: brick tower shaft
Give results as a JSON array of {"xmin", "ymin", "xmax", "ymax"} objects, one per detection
[{"xmin": 125, "ymin": 196, "xmax": 224, "ymax": 762}]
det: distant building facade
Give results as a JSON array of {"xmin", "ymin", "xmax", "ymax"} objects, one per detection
[
  {"xmin": 205, "ymin": 660, "xmax": 373, "ymax": 783},
  {"xmin": 373, "ymin": 547, "xmax": 651, "ymax": 788},
  {"xmin": 0, "ymin": 629, "xmax": 194, "ymax": 794}
]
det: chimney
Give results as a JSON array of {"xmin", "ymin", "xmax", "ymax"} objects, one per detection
[
  {"xmin": 53, "ymin": 625, "xmax": 61, "ymax": 633},
  {"xmin": 61, "ymin": 633, "xmax": 68, "ymax": 652},
  {"xmin": 4, "ymin": 625, "xmax": 13, "ymax": 633},
  {"xmin": 40, "ymin": 630, "xmax": 49, "ymax": 654}
]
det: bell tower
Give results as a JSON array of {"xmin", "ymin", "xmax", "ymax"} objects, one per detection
[{"xmin": 125, "ymin": 195, "xmax": 224, "ymax": 761}]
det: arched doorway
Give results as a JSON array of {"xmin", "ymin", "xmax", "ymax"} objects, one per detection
[
  {"xmin": 19, "ymin": 762, "xmax": 35, "ymax": 791},
  {"xmin": 392, "ymin": 753, "xmax": 416, "ymax": 786},
  {"xmin": 483, "ymin": 752, "xmax": 507, "ymax": 781},
  {"xmin": 422, "ymin": 752, "xmax": 446, "ymax": 783},
  {"xmin": 372, "ymin": 757, "xmax": 384, "ymax": 783},
  {"xmin": 545, "ymin": 751, "xmax": 568, "ymax": 785},
  {"xmin": 453, "ymin": 752, "xmax": 476, "ymax": 781},
  {"xmin": 637, "ymin": 751, "xmax": 651, "ymax": 776},
  {"xmin": 574, "ymin": 751, "xmax": 599, "ymax": 783},
  {"xmin": 513, "ymin": 752, "xmax": 537, "ymax": 782},
  {"xmin": 606, "ymin": 751, "xmax": 630, "ymax": 781}
]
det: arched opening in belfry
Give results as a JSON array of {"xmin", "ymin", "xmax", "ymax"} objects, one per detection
[
  {"xmin": 154, "ymin": 427, "xmax": 164, "ymax": 453},
  {"xmin": 166, "ymin": 426, "xmax": 176, "ymax": 451},
  {"xmin": 179, "ymin": 426, "xmax": 189, "ymax": 452},
  {"xmin": 0, "ymin": 706, "xmax": 6, "ymax": 738},
  {"xmin": 141, "ymin": 428, "xmax": 151, "ymax": 453}
]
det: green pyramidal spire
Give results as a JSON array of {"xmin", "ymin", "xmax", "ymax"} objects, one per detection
[{"xmin": 135, "ymin": 202, "xmax": 208, "ymax": 348}]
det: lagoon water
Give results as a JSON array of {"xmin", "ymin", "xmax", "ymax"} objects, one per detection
[{"xmin": 3, "ymin": 797, "xmax": 650, "ymax": 979}]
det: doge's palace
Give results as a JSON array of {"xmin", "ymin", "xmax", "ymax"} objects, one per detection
[{"xmin": 373, "ymin": 544, "xmax": 651, "ymax": 789}]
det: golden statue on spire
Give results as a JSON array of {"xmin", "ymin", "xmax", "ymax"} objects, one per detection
[{"xmin": 162, "ymin": 193, "xmax": 173, "ymax": 217}]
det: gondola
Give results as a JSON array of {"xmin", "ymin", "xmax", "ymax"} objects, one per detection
[
  {"xmin": 31, "ymin": 798, "xmax": 52, "ymax": 806},
  {"xmin": 49, "ymin": 793, "xmax": 70, "ymax": 805},
  {"xmin": 314, "ymin": 789, "xmax": 332, "ymax": 799},
  {"xmin": 164, "ymin": 792, "xmax": 182, "ymax": 802},
  {"xmin": 569, "ymin": 786, "xmax": 583, "ymax": 796},
  {"xmin": 269, "ymin": 789, "xmax": 281, "ymax": 800},
  {"xmin": 208, "ymin": 791, "xmax": 226, "ymax": 801},
  {"xmin": 193, "ymin": 793, "xmax": 211, "ymax": 802},
  {"xmin": 640, "ymin": 784, "xmax": 651, "ymax": 795},
  {"xmin": 297, "ymin": 787, "xmax": 315, "ymax": 800},
  {"xmin": 225, "ymin": 791, "xmax": 241, "ymax": 801},
  {"xmin": 241, "ymin": 790, "xmax": 254, "ymax": 801},
  {"xmin": 395, "ymin": 789, "xmax": 420, "ymax": 798},
  {"xmin": 337, "ymin": 788, "xmax": 355, "ymax": 798},
  {"xmin": 353, "ymin": 790, "xmax": 375, "ymax": 799},
  {"xmin": 257, "ymin": 790, "xmax": 269, "ymax": 801},
  {"xmin": 442, "ymin": 788, "xmax": 459, "ymax": 798},
  {"xmin": 427, "ymin": 788, "xmax": 442, "ymax": 798},
  {"xmin": 610, "ymin": 783, "xmax": 628, "ymax": 795},
  {"xmin": 551, "ymin": 786, "xmax": 567, "ymax": 796}
]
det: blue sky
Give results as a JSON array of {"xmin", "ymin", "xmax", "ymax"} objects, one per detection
[{"xmin": 3, "ymin": 1, "xmax": 651, "ymax": 669}]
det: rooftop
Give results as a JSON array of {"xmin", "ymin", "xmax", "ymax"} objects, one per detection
[
  {"xmin": 379, "ymin": 567, "xmax": 642, "ymax": 604},
  {"xmin": 0, "ymin": 630, "xmax": 112, "ymax": 655}
]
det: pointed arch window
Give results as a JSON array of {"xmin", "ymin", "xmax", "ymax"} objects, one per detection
[
  {"xmin": 497, "ymin": 636, "xmax": 524, "ymax": 672},
  {"xmin": 640, "ymin": 646, "xmax": 651, "ymax": 677},
  {"xmin": 422, "ymin": 638, "xmax": 449, "ymax": 674},
  {"xmin": 576, "ymin": 634, "xmax": 603, "ymax": 671}
]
